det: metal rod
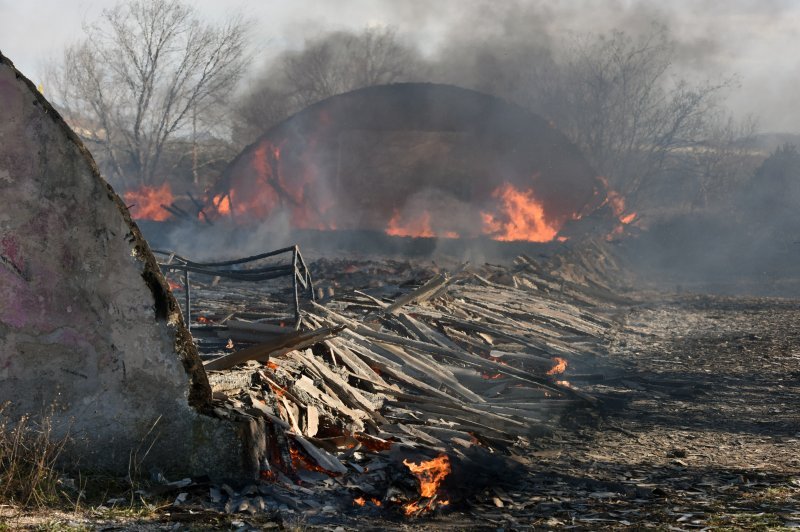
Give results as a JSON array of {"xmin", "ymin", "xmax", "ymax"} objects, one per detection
[
  {"xmin": 292, "ymin": 246, "xmax": 301, "ymax": 329},
  {"xmin": 184, "ymin": 268, "xmax": 191, "ymax": 328}
]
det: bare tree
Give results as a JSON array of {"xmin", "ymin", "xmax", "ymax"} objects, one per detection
[
  {"xmin": 232, "ymin": 26, "xmax": 421, "ymax": 146},
  {"xmin": 283, "ymin": 26, "xmax": 417, "ymax": 107},
  {"xmin": 686, "ymin": 115, "xmax": 759, "ymax": 211},
  {"xmin": 535, "ymin": 26, "xmax": 736, "ymax": 200},
  {"xmin": 51, "ymin": 0, "xmax": 249, "ymax": 187}
]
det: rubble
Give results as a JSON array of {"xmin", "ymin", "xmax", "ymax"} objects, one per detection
[{"xmin": 161, "ymin": 240, "xmax": 628, "ymax": 517}]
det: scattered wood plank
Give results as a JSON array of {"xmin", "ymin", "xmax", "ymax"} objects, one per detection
[{"xmin": 204, "ymin": 325, "xmax": 345, "ymax": 371}]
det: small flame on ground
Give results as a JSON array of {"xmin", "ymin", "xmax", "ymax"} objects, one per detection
[
  {"xmin": 290, "ymin": 446, "xmax": 335, "ymax": 475},
  {"xmin": 402, "ymin": 453, "xmax": 451, "ymax": 515},
  {"xmin": 404, "ymin": 498, "xmax": 450, "ymax": 516},
  {"xmin": 354, "ymin": 496, "xmax": 382, "ymax": 507},
  {"xmin": 546, "ymin": 357, "xmax": 568, "ymax": 375},
  {"xmin": 124, "ymin": 183, "xmax": 173, "ymax": 221},
  {"xmin": 556, "ymin": 380, "xmax": 572, "ymax": 388},
  {"xmin": 225, "ymin": 338, "xmax": 234, "ymax": 349}
]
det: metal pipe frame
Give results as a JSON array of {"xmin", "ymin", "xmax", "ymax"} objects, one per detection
[{"xmin": 154, "ymin": 245, "xmax": 314, "ymax": 330}]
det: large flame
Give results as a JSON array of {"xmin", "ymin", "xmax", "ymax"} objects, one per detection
[
  {"xmin": 201, "ymin": 128, "xmax": 638, "ymax": 242},
  {"xmin": 123, "ymin": 183, "xmax": 173, "ymax": 221},
  {"xmin": 481, "ymin": 182, "xmax": 561, "ymax": 242},
  {"xmin": 208, "ymin": 140, "xmax": 336, "ymax": 230},
  {"xmin": 402, "ymin": 453, "xmax": 451, "ymax": 515}
]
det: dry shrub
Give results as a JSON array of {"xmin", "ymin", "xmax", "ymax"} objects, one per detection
[{"xmin": 0, "ymin": 402, "xmax": 68, "ymax": 507}]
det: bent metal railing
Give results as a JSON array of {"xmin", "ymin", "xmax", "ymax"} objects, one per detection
[{"xmin": 153, "ymin": 245, "xmax": 314, "ymax": 330}]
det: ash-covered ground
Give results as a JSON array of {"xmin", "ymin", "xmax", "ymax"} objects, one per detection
[
  {"xmin": 3, "ymin": 259, "xmax": 799, "ymax": 531},
  {"xmin": 308, "ymin": 292, "xmax": 800, "ymax": 530}
]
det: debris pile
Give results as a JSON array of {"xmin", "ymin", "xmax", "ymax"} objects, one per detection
[{"xmin": 162, "ymin": 240, "xmax": 628, "ymax": 517}]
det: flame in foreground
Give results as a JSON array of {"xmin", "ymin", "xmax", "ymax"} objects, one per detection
[
  {"xmin": 290, "ymin": 445, "xmax": 339, "ymax": 476},
  {"xmin": 354, "ymin": 496, "xmax": 382, "ymax": 507},
  {"xmin": 403, "ymin": 453, "xmax": 451, "ymax": 515},
  {"xmin": 123, "ymin": 183, "xmax": 173, "ymax": 221},
  {"xmin": 481, "ymin": 183, "xmax": 560, "ymax": 242},
  {"xmin": 546, "ymin": 357, "xmax": 568, "ymax": 376}
]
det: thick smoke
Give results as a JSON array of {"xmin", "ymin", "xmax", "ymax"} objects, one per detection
[{"xmin": 149, "ymin": 1, "xmax": 800, "ymax": 295}]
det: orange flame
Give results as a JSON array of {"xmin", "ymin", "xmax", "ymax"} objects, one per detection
[
  {"xmin": 290, "ymin": 446, "xmax": 330, "ymax": 475},
  {"xmin": 354, "ymin": 496, "xmax": 382, "ymax": 507},
  {"xmin": 124, "ymin": 183, "xmax": 173, "ymax": 221},
  {"xmin": 597, "ymin": 176, "xmax": 637, "ymax": 228},
  {"xmin": 386, "ymin": 210, "xmax": 435, "ymax": 238},
  {"xmin": 403, "ymin": 454, "xmax": 451, "ymax": 514},
  {"xmin": 209, "ymin": 140, "xmax": 336, "ymax": 230},
  {"xmin": 546, "ymin": 357, "xmax": 568, "ymax": 376},
  {"xmin": 404, "ymin": 499, "xmax": 450, "ymax": 516},
  {"xmin": 268, "ymin": 381, "xmax": 286, "ymax": 397},
  {"xmin": 212, "ymin": 194, "xmax": 231, "ymax": 215},
  {"xmin": 481, "ymin": 182, "xmax": 560, "ymax": 242}
]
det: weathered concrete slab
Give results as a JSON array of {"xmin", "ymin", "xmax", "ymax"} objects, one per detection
[{"xmin": 0, "ymin": 52, "xmax": 253, "ymax": 478}]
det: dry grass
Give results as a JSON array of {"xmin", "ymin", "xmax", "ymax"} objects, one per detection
[{"xmin": 0, "ymin": 402, "xmax": 68, "ymax": 508}]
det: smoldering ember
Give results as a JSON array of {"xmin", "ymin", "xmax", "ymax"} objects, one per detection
[{"xmin": 1, "ymin": 5, "xmax": 800, "ymax": 529}]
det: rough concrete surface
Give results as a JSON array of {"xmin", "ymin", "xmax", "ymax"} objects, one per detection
[{"xmin": 0, "ymin": 52, "xmax": 248, "ymax": 478}]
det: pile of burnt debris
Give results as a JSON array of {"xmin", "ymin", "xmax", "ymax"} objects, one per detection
[{"xmin": 155, "ymin": 240, "xmax": 632, "ymax": 522}]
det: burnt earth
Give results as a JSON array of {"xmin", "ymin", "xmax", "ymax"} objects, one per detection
[
  {"xmin": 452, "ymin": 294, "xmax": 800, "ymax": 530},
  {"xmin": 319, "ymin": 294, "xmax": 798, "ymax": 530},
  {"xmin": 4, "ymin": 277, "xmax": 799, "ymax": 530}
]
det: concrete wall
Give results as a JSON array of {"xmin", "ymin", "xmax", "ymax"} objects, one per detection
[{"xmin": 0, "ymin": 52, "xmax": 251, "ymax": 478}]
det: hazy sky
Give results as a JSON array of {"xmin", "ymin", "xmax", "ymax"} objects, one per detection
[{"xmin": 2, "ymin": 0, "xmax": 800, "ymax": 132}]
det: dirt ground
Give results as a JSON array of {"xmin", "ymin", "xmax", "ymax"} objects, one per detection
[
  {"xmin": 412, "ymin": 293, "xmax": 800, "ymax": 530},
  {"xmin": 2, "ymin": 292, "xmax": 799, "ymax": 531}
]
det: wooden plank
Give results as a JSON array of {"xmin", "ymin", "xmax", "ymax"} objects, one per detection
[
  {"xmin": 293, "ymin": 349, "xmax": 389, "ymax": 423},
  {"xmin": 304, "ymin": 405, "xmax": 319, "ymax": 438},
  {"xmin": 380, "ymin": 265, "xmax": 466, "ymax": 315},
  {"xmin": 227, "ymin": 319, "xmax": 296, "ymax": 335},
  {"xmin": 292, "ymin": 374, "xmax": 365, "ymax": 425},
  {"xmin": 326, "ymin": 339, "xmax": 395, "ymax": 389},
  {"xmin": 339, "ymin": 322, "xmax": 597, "ymax": 405},
  {"xmin": 204, "ymin": 325, "xmax": 344, "ymax": 371},
  {"xmin": 289, "ymin": 433, "xmax": 348, "ymax": 474},
  {"xmin": 376, "ymin": 341, "xmax": 485, "ymax": 404}
]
